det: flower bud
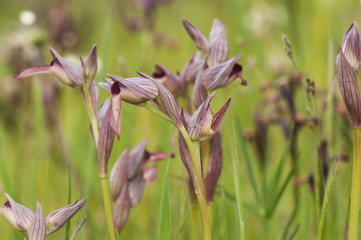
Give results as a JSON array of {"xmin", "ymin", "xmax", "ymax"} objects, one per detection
[
  {"xmin": 28, "ymin": 199, "xmax": 46, "ymax": 240},
  {"xmin": 187, "ymin": 93, "xmax": 231, "ymax": 140},
  {"xmin": 340, "ymin": 22, "xmax": 361, "ymax": 71},
  {"xmin": 0, "ymin": 193, "xmax": 33, "ymax": 233},
  {"xmin": 15, "ymin": 45, "xmax": 99, "ymax": 89},
  {"xmin": 182, "ymin": 20, "xmax": 209, "ymax": 55},
  {"xmin": 45, "ymin": 198, "xmax": 87, "ymax": 236},
  {"xmin": 337, "ymin": 22, "xmax": 361, "ymax": 129},
  {"xmin": 103, "ymin": 74, "xmax": 158, "ymax": 103},
  {"xmin": 209, "ymin": 18, "xmax": 229, "ymax": 66},
  {"xmin": 152, "ymin": 63, "xmax": 181, "ymax": 94},
  {"xmin": 137, "ymin": 71, "xmax": 182, "ymax": 126},
  {"xmin": 203, "ymin": 55, "xmax": 244, "ymax": 91}
]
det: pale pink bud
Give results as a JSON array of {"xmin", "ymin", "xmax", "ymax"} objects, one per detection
[
  {"xmin": 110, "ymin": 147, "xmax": 130, "ymax": 201},
  {"xmin": 27, "ymin": 199, "xmax": 46, "ymax": 240},
  {"xmin": 112, "ymin": 185, "xmax": 131, "ymax": 232},
  {"xmin": 187, "ymin": 93, "xmax": 231, "ymax": 140},
  {"xmin": 143, "ymin": 167, "xmax": 158, "ymax": 184},
  {"xmin": 340, "ymin": 22, "xmax": 361, "ymax": 71},
  {"xmin": 337, "ymin": 22, "xmax": 361, "ymax": 128},
  {"xmin": 193, "ymin": 60, "xmax": 208, "ymax": 108},
  {"xmin": 203, "ymin": 55, "xmax": 243, "ymax": 91},
  {"xmin": 179, "ymin": 52, "xmax": 204, "ymax": 84},
  {"xmin": 0, "ymin": 193, "xmax": 34, "ymax": 233},
  {"xmin": 45, "ymin": 198, "xmax": 87, "ymax": 236},
  {"xmin": 204, "ymin": 132, "xmax": 223, "ymax": 203},
  {"xmin": 128, "ymin": 174, "xmax": 145, "ymax": 206},
  {"xmin": 152, "ymin": 63, "xmax": 181, "ymax": 94},
  {"xmin": 137, "ymin": 71, "xmax": 182, "ymax": 126},
  {"xmin": 15, "ymin": 48, "xmax": 83, "ymax": 88},
  {"xmin": 97, "ymin": 98, "xmax": 116, "ymax": 177},
  {"xmin": 104, "ymin": 74, "xmax": 158, "ymax": 103},
  {"xmin": 82, "ymin": 44, "xmax": 98, "ymax": 83},
  {"xmin": 209, "ymin": 18, "xmax": 229, "ymax": 66},
  {"xmin": 182, "ymin": 20, "xmax": 209, "ymax": 55}
]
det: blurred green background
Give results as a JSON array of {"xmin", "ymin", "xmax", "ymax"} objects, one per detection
[{"xmin": 0, "ymin": 0, "xmax": 359, "ymax": 239}]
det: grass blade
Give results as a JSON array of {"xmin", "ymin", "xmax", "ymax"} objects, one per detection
[
  {"xmin": 282, "ymin": 202, "xmax": 299, "ymax": 240},
  {"xmin": 158, "ymin": 158, "xmax": 171, "ymax": 240},
  {"xmin": 235, "ymin": 118, "xmax": 261, "ymax": 202},
  {"xmin": 65, "ymin": 162, "xmax": 72, "ymax": 240},
  {"xmin": 267, "ymin": 158, "xmax": 298, "ymax": 218},
  {"xmin": 232, "ymin": 121, "xmax": 246, "ymax": 239},
  {"xmin": 318, "ymin": 160, "xmax": 338, "ymax": 240}
]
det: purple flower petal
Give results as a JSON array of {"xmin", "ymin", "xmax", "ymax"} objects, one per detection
[{"xmin": 27, "ymin": 199, "xmax": 46, "ymax": 240}]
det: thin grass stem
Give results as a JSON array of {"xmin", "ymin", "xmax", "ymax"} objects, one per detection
[{"xmin": 349, "ymin": 129, "xmax": 361, "ymax": 240}]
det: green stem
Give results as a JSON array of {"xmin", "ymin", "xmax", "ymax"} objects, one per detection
[
  {"xmin": 82, "ymin": 84, "xmax": 116, "ymax": 240},
  {"xmin": 82, "ymin": 83, "xmax": 99, "ymax": 146},
  {"xmin": 200, "ymin": 140, "xmax": 210, "ymax": 177},
  {"xmin": 350, "ymin": 129, "xmax": 361, "ymax": 240},
  {"xmin": 191, "ymin": 206, "xmax": 199, "ymax": 240},
  {"xmin": 101, "ymin": 177, "xmax": 116, "ymax": 240},
  {"xmin": 142, "ymin": 102, "xmax": 173, "ymax": 124},
  {"xmin": 179, "ymin": 126, "xmax": 211, "ymax": 240}
]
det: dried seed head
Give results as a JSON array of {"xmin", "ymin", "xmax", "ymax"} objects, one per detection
[{"xmin": 45, "ymin": 198, "xmax": 87, "ymax": 236}]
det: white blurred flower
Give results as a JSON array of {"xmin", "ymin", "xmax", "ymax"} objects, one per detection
[{"xmin": 19, "ymin": 10, "xmax": 36, "ymax": 26}]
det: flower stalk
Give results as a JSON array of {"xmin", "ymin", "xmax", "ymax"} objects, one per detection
[
  {"xmin": 100, "ymin": 177, "xmax": 116, "ymax": 240},
  {"xmin": 179, "ymin": 126, "xmax": 211, "ymax": 240},
  {"xmin": 82, "ymin": 82, "xmax": 99, "ymax": 146},
  {"xmin": 83, "ymin": 88, "xmax": 116, "ymax": 240},
  {"xmin": 350, "ymin": 129, "xmax": 361, "ymax": 240}
]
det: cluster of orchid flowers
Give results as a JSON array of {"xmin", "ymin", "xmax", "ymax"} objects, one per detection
[
  {"xmin": 0, "ymin": 194, "xmax": 86, "ymax": 239},
  {"xmin": 2, "ymin": 18, "xmax": 245, "ymax": 238}
]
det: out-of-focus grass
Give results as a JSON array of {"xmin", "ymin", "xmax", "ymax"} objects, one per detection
[{"xmin": 0, "ymin": 0, "xmax": 359, "ymax": 239}]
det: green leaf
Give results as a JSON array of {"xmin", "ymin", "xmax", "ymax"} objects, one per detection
[{"xmin": 159, "ymin": 158, "xmax": 171, "ymax": 240}]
